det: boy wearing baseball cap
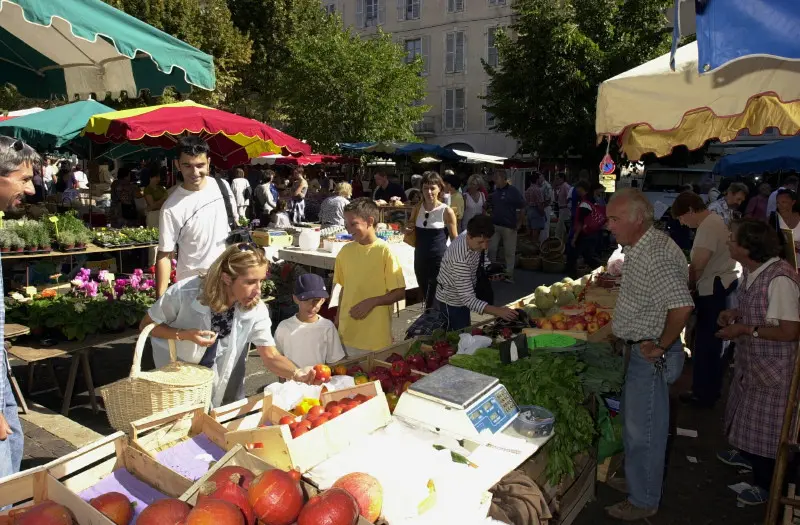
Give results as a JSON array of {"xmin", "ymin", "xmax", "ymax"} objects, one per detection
[{"xmin": 275, "ymin": 274, "xmax": 346, "ymax": 368}]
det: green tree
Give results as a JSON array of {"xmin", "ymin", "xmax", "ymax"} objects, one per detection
[
  {"xmin": 484, "ymin": 0, "xmax": 671, "ymax": 161},
  {"xmin": 228, "ymin": 0, "xmax": 427, "ymax": 150},
  {"xmin": 104, "ymin": 0, "xmax": 252, "ymax": 107}
]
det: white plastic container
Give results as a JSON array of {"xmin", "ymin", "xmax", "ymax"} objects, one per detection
[{"xmin": 298, "ymin": 228, "xmax": 322, "ymax": 251}]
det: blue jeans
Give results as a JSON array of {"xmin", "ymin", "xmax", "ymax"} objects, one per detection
[
  {"xmin": 441, "ymin": 303, "xmax": 471, "ymax": 332},
  {"xmin": 692, "ymin": 277, "xmax": 737, "ymax": 403},
  {"xmin": 0, "ymin": 383, "xmax": 23, "ymax": 480},
  {"xmin": 623, "ymin": 341, "xmax": 684, "ymax": 509}
]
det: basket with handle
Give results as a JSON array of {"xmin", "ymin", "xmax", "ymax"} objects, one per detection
[{"xmin": 100, "ymin": 323, "xmax": 215, "ymax": 435}]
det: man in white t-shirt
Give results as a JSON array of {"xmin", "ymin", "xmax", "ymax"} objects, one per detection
[
  {"xmin": 766, "ymin": 175, "xmax": 799, "ymax": 218},
  {"xmin": 155, "ymin": 137, "xmax": 238, "ymax": 297},
  {"xmin": 275, "ymin": 274, "xmax": 345, "ymax": 368}
]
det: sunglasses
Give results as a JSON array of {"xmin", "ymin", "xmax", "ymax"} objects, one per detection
[{"xmin": 423, "ymin": 211, "xmax": 429, "ymax": 227}]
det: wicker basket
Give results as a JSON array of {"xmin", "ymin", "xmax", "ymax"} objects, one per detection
[
  {"xmin": 540, "ymin": 237, "xmax": 565, "ymax": 256},
  {"xmin": 100, "ymin": 323, "xmax": 214, "ymax": 435},
  {"xmin": 518, "ymin": 256, "xmax": 543, "ymax": 271},
  {"xmin": 542, "ymin": 252, "xmax": 566, "ymax": 273}
]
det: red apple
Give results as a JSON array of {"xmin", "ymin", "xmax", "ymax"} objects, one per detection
[{"xmin": 587, "ymin": 322, "xmax": 600, "ymax": 334}]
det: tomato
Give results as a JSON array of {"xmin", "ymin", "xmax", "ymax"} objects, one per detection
[
  {"xmin": 253, "ymin": 442, "xmax": 264, "ymax": 449},
  {"xmin": 350, "ymin": 399, "xmax": 362, "ymax": 406},
  {"xmin": 327, "ymin": 405, "xmax": 344, "ymax": 417},
  {"xmin": 353, "ymin": 394, "xmax": 369, "ymax": 404},
  {"xmin": 311, "ymin": 415, "xmax": 329, "ymax": 428},
  {"xmin": 298, "ymin": 419, "xmax": 313, "ymax": 431},
  {"xmin": 307, "ymin": 405, "xmax": 324, "ymax": 419},
  {"xmin": 279, "ymin": 416, "xmax": 295, "ymax": 425},
  {"xmin": 333, "ymin": 364, "xmax": 348, "ymax": 376},
  {"xmin": 325, "ymin": 401, "xmax": 339, "ymax": 411},
  {"xmin": 313, "ymin": 364, "xmax": 332, "ymax": 383},
  {"xmin": 292, "ymin": 426, "xmax": 309, "ymax": 438},
  {"xmin": 289, "ymin": 422, "xmax": 300, "ymax": 432}
]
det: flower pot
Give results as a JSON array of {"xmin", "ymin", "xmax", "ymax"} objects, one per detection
[
  {"xmin": 30, "ymin": 326, "xmax": 45, "ymax": 337},
  {"xmin": 25, "ymin": 245, "xmax": 36, "ymax": 253},
  {"xmin": 14, "ymin": 248, "xmax": 23, "ymax": 253},
  {"xmin": 0, "ymin": 248, "xmax": 8, "ymax": 253},
  {"xmin": 77, "ymin": 243, "xmax": 86, "ymax": 248},
  {"xmin": 40, "ymin": 245, "xmax": 51, "ymax": 252},
  {"xmin": 63, "ymin": 244, "xmax": 75, "ymax": 250}
]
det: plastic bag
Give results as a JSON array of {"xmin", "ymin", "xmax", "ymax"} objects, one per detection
[
  {"xmin": 457, "ymin": 334, "xmax": 494, "ymax": 355},
  {"xmin": 597, "ymin": 401, "xmax": 624, "ymax": 462},
  {"xmin": 606, "ymin": 244, "xmax": 625, "ymax": 276},
  {"xmin": 265, "ymin": 375, "xmax": 354, "ymax": 411}
]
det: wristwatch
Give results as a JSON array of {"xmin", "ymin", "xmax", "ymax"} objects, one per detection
[{"xmin": 752, "ymin": 326, "xmax": 760, "ymax": 338}]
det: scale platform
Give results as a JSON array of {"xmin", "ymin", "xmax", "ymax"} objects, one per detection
[{"xmin": 397, "ymin": 365, "xmax": 518, "ymax": 440}]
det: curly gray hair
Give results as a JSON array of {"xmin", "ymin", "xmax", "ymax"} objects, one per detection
[{"xmin": 0, "ymin": 136, "xmax": 40, "ymax": 177}]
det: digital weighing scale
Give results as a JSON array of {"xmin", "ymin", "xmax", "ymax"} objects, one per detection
[{"xmin": 393, "ymin": 365, "xmax": 520, "ymax": 442}]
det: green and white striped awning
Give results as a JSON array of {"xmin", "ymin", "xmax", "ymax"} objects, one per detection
[{"xmin": 0, "ymin": 0, "xmax": 216, "ymax": 100}]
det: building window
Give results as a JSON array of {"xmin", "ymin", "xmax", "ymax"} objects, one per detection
[
  {"xmin": 405, "ymin": 36, "xmax": 429, "ymax": 74},
  {"xmin": 487, "ymin": 27, "xmax": 500, "ymax": 67},
  {"xmin": 447, "ymin": 0, "xmax": 464, "ymax": 13},
  {"xmin": 324, "ymin": 3, "xmax": 336, "ymax": 14},
  {"xmin": 365, "ymin": 0, "xmax": 379, "ymax": 26},
  {"xmin": 398, "ymin": 0, "xmax": 420, "ymax": 20},
  {"xmin": 445, "ymin": 31, "xmax": 466, "ymax": 73},
  {"xmin": 489, "ymin": 0, "xmax": 506, "ymax": 5},
  {"xmin": 444, "ymin": 88, "xmax": 466, "ymax": 130},
  {"xmin": 485, "ymin": 86, "xmax": 496, "ymax": 128}
]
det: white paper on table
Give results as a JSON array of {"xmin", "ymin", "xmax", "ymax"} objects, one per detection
[
  {"xmin": 264, "ymin": 377, "xmax": 355, "ymax": 410},
  {"xmin": 676, "ymin": 427, "xmax": 698, "ymax": 438}
]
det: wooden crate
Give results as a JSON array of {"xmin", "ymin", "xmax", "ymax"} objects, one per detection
[
  {"xmin": 180, "ymin": 445, "xmax": 374, "ymax": 525},
  {"xmin": 129, "ymin": 404, "xmax": 231, "ymax": 486},
  {"xmin": 209, "ymin": 391, "xmax": 294, "ymax": 434},
  {"xmin": 596, "ymin": 453, "xmax": 623, "ymax": 483},
  {"xmin": 225, "ymin": 382, "xmax": 391, "ymax": 473},
  {"xmin": 585, "ymin": 285, "xmax": 619, "ymax": 309},
  {"xmin": 0, "ymin": 467, "xmax": 114, "ymax": 524},
  {"xmin": 29, "ymin": 432, "xmax": 191, "ymax": 524}
]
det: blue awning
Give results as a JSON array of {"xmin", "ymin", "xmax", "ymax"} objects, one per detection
[
  {"xmin": 713, "ymin": 135, "xmax": 800, "ymax": 177},
  {"xmin": 671, "ymin": 0, "xmax": 800, "ymax": 74},
  {"xmin": 339, "ymin": 142, "xmax": 465, "ymax": 161}
]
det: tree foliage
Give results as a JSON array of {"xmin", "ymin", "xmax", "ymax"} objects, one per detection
[
  {"xmin": 484, "ymin": 0, "xmax": 672, "ymax": 160},
  {"xmin": 227, "ymin": 0, "xmax": 428, "ymax": 150}
]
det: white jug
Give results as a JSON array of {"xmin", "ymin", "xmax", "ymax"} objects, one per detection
[{"xmin": 298, "ymin": 228, "xmax": 322, "ymax": 251}]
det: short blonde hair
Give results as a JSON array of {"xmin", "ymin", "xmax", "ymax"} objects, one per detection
[
  {"xmin": 200, "ymin": 244, "xmax": 269, "ymax": 313},
  {"xmin": 467, "ymin": 174, "xmax": 485, "ymax": 189},
  {"xmin": 335, "ymin": 181, "xmax": 352, "ymax": 198},
  {"xmin": 234, "ymin": 168, "xmax": 245, "ymax": 178}
]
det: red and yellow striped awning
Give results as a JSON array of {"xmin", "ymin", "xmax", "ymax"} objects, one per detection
[{"xmin": 83, "ymin": 101, "xmax": 310, "ymax": 168}]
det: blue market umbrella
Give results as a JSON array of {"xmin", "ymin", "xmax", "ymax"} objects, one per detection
[
  {"xmin": 713, "ymin": 135, "xmax": 800, "ymax": 178},
  {"xmin": 0, "ymin": 100, "xmax": 113, "ymax": 152}
]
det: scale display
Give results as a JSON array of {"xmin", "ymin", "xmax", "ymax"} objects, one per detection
[{"xmin": 465, "ymin": 384, "xmax": 518, "ymax": 434}]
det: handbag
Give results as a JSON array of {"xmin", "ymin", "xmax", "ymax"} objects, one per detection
[
  {"xmin": 215, "ymin": 178, "xmax": 254, "ymax": 245},
  {"xmin": 404, "ymin": 203, "xmax": 422, "ymax": 247},
  {"xmin": 475, "ymin": 250, "xmax": 494, "ymax": 304}
]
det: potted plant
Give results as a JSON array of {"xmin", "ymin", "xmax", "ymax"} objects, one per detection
[
  {"xmin": 57, "ymin": 231, "xmax": 75, "ymax": 250},
  {"xmin": 11, "ymin": 235, "xmax": 24, "ymax": 253},
  {"xmin": 38, "ymin": 225, "xmax": 52, "ymax": 252},
  {"xmin": 75, "ymin": 230, "xmax": 91, "ymax": 249},
  {"xmin": 0, "ymin": 231, "xmax": 9, "ymax": 254}
]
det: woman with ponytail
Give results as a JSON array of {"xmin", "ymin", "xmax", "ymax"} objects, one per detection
[{"xmin": 140, "ymin": 243, "xmax": 315, "ymax": 407}]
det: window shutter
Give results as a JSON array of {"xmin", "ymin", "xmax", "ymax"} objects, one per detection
[
  {"xmin": 455, "ymin": 88, "xmax": 465, "ymax": 129},
  {"xmin": 421, "ymin": 35, "xmax": 430, "ymax": 75},
  {"xmin": 447, "ymin": 0, "xmax": 454, "ymax": 12},
  {"xmin": 412, "ymin": 0, "xmax": 420, "ymax": 20},
  {"xmin": 456, "ymin": 0, "xmax": 463, "ymax": 11},
  {"xmin": 356, "ymin": 0, "xmax": 364, "ymax": 28},
  {"xmin": 397, "ymin": 0, "xmax": 404, "ymax": 21},
  {"xmin": 378, "ymin": 0, "xmax": 385, "ymax": 25},
  {"xmin": 445, "ymin": 89, "xmax": 454, "ymax": 129},
  {"xmin": 455, "ymin": 31, "xmax": 465, "ymax": 72},
  {"xmin": 445, "ymin": 32, "xmax": 454, "ymax": 73}
]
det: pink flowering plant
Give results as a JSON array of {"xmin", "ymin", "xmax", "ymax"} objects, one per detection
[{"xmin": 8, "ymin": 267, "xmax": 157, "ymax": 341}]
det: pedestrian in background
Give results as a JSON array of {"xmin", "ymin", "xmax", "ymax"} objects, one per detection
[{"xmin": 488, "ymin": 170, "xmax": 525, "ymax": 283}]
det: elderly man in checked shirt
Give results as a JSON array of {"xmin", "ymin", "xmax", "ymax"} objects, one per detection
[
  {"xmin": 604, "ymin": 189, "xmax": 694, "ymax": 521},
  {"xmin": 0, "ymin": 136, "xmax": 39, "ymax": 480}
]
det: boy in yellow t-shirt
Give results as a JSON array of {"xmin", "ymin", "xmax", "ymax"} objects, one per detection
[{"xmin": 334, "ymin": 198, "xmax": 406, "ymax": 355}]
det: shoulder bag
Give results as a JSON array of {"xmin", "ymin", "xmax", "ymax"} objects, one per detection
[
  {"xmin": 404, "ymin": 203, "xmax": 422, "ymax": 248},
  {"xmin": 475, "ymin": 250, "xmax": 494, "ymax": 304},
  {"xmin": 215, "ymin": 178, "xmax": 254, "ymax": 245}
]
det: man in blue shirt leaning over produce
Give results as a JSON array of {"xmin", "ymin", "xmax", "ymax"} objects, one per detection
[{"xmin": 0, "ymin": 136, "xmax": 39, "ymax": 480}]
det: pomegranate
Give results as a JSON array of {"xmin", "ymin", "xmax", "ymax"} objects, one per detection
[
  {"xmin": 297, "ymin": 488, "xmax": 359, "ymax": 525},
  {"xmin": 13, "ymin": 501, "xmax": 73, "ymax": 525},
  {"xmin": 89, "ymin": 492, "xmax": 133, "ymax": 525},
  {"xmin": 208, "ymin": 466, "xmax": 255, "ymax": 490},
  {"xmin": 136, "ymin": 498, "xmax": 191, "ymax": 525},
  {"xmin": 333, "ymin": 472, "xmax": 383, "ymax": 523},
  {"xmin": 186, "ymin": 499, "xmax": 244, "ymax": 525},
  {"xmin": 198, "ymin": 474, "xmax": 255, "ymax": 525},
  {"xmin": 247, "ymin": 468, "xmax": 304, "ymax": 525}
]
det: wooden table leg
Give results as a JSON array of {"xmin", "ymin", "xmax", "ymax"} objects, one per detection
[
  {"xmin": 80, "ymin": 350, "xmax": 99, "ymax": 414},
  {"xmin": 47, "ymin": 360, "xmax": 62, "ymax": 397},
  {"xmin": 27, "ymin": 362, "xmax": 35, "ymax": 394},
  {"xmin": 61, "ymin": 353, "xmax": 81, "ymax": 416},
  {"xmin": 7, "ymin": 368, "xmax": 28, "ymax": 414}
]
